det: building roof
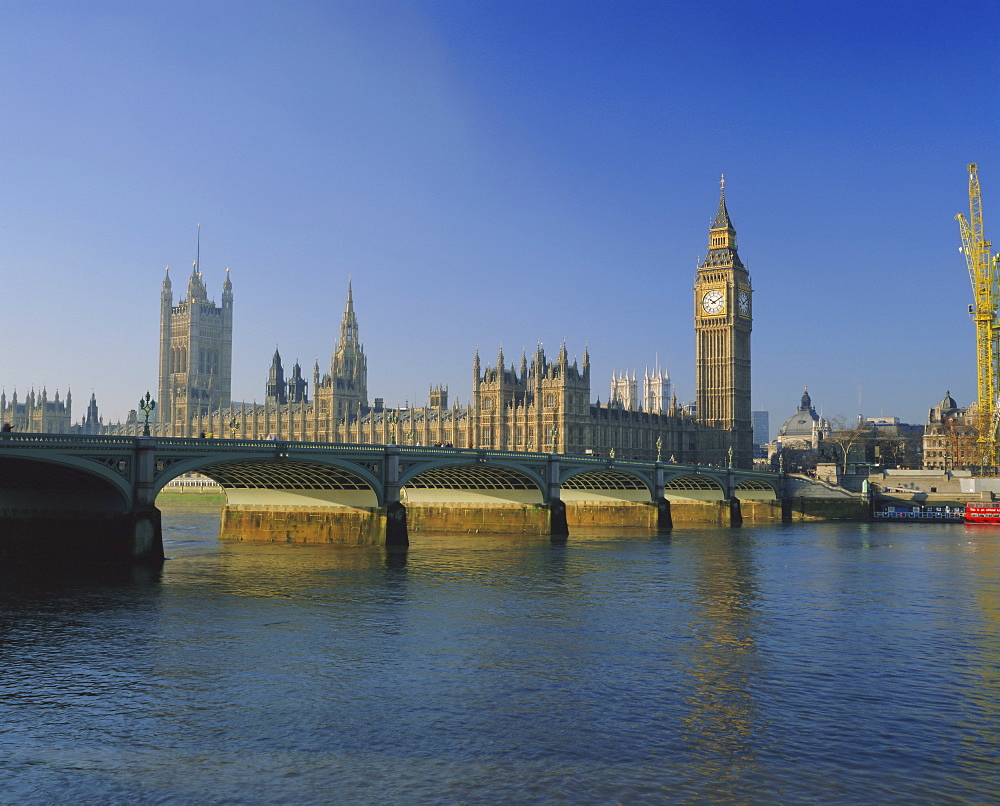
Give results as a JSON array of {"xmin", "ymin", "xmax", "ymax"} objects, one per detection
[{"xmin": 777, "ymin": 387, "xmax": 820, "ymax": 438}]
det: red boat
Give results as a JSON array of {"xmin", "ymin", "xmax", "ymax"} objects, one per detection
[{"xmin": 964, "ymin": 502, "xmax": 1000, "ymax": 524}]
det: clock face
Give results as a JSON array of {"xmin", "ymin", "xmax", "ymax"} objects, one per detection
[
  {"xmin": 702, "ymin": 289, "xmax": 725, "ymax": 315},
  {"xmin": 738, "ymin": 290, "xmax": 750, "ymax": 316}
]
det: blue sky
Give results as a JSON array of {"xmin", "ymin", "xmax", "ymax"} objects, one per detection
[{"xmin": 0, "ymin": 0, "xmax": 997, "ymax": 437}]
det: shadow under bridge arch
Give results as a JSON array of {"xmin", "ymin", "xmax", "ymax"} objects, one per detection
[
  {"xmin": 560, "ymin": 467, "xmax": 653, "ymax": 502},
  {"xmin": 161, "ymin": 458, "xmax": 381, "ymax": 508},
  {"xmin": 0, "ymin": 454, "xmax": 130, "ymax": 512},
  {"xmin": 400, "ymin": 462, "xmax": 545, "ymax": 504}
]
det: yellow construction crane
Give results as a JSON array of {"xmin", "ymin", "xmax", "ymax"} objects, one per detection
[{"xmin": 957, "ymin": 163, "xmax": 1000, "ymax": 467}]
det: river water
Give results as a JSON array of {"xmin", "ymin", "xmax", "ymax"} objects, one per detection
[{"xmin": 1, "ymin": 502, "xmax": 998, "ymax": 804}]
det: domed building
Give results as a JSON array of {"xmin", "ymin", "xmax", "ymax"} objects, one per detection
[
  {"xmin": 767, "ymin": 387, "xmax": 831, "ymax": 464},
  {"xmin": 923, "ymin": 391, "xmax": 978, "ymax": 470}
]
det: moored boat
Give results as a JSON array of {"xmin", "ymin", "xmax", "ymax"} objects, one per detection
[
  {"xmin": 874, "ymin": 506, "xmax": 963, "ymax": 522},
  {"xmin": 964, "ymin": 502, "xmax": 1000, "ymax": 524}
]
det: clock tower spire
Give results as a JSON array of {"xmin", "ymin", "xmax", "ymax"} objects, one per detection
[{"xmin": 693, "ymin": 175, "xmax": 753, "ymax": 468}]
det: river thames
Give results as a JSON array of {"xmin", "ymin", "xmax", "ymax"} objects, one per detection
[{"xmin": 1, "ymin": 502, "xmax": 998, "ymax": 804}]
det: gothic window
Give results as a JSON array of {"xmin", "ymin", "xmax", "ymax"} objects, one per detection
[{"xmin": 545, "ymin": 394, "xmax": 555, "ymax": 408}]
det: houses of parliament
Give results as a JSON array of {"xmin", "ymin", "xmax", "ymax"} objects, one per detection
[{"xmin": 2, "ymin": 184, "xmax": 756, "ymax": 468}]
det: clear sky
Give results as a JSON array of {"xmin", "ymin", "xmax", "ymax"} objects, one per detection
[{"xmin": 1, "ymin": 0, "xmax": 997, "ymax": 437}]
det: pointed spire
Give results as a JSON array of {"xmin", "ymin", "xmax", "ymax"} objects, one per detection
[
  {"xmin": 712, "ymin": 173, "xmax": 732, "ymax": 229},
  {"xmin": 702, "ymin": 174, "xmax": 742, "ymax": 268},
  {"xmin": 337, "ymin": 279, "xmax": 359, "ymax": 348}
]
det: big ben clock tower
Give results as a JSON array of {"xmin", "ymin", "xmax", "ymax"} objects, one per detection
[{"xmin": 694, "ymin": 176, "xmax": 753, "ymax": 468}]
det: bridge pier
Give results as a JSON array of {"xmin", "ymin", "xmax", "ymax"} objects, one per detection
[
  {"xmin": 728, "ymin": 497, "xmax": 743, "ymax": 527},
  {"xmin": 657, "ymin": 496, "xmax": 672, "ymax": 529},
  {"xmin": 385, "ymin": 501, "xmax": 408, "ymax": 546},
  {"xmin": 548, "ymin": 455, "xmax": 568, "ymax": 540},
  {"xmin": 132, "ymin": 438, "xmax": 164, "ymax": 562}
]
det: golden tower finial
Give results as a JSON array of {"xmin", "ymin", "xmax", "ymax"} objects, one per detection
[{"xmin": 720, "ymin": 173, "xmax": 725, "ymax": 192}]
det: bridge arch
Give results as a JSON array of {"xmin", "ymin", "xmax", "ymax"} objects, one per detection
[
  {"xmin": 399, "ymin": 460, "xmax": 546, "ymax": 505},
  {"xmin": 735, "ymin": 478, "xmax": 779, "ymax": 500},
  {"xmin": 155, "ymin": 454, "xmax": 382, "ymax": 508},
  {"xmin": 663, "ymin": 473, "xmax": 727, "ymax": 501},
  {"xmin": 560, "ymin": 467, "xmax": 654, "ymax": 502},
  {"xmin": 0, "ymin": 451, "xmax": 132, "ymax": 511}
]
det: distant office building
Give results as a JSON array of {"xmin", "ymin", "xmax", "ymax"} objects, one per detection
[{"xmin": 752, "ymin": 410, "xmax": 769, "ymax": 444}]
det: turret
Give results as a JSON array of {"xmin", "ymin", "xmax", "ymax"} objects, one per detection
[
  {"xmin": 288, "ymin": 360, "xmax": 307, "ymax": 404},
  {"xmin": 266, "ymin": 348, "xmax": 286, "ymax": 404},
  {"xmin": 158, "ymin": 266, "xmax": 174, "ymax": 425},
  {"xmin": 161, "ymin": 266, "xmax": 173, "ymax": 303},
  {"xmin": 222, "ymin": 267, "xmax": 233, "ymax": 309}
]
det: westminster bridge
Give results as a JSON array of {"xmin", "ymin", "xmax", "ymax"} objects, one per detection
[{"xmin": 0, "ymin": 433, "xmax": 846, "ymax": 564}]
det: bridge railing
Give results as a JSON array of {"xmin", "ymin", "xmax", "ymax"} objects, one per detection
[
  {"xmin": 0, "ymin": 433, "xmax": 780, "ymax": 479},
  {"xmin": 0, "ymin": 433, "xmax": 142, "ymax": 449}
]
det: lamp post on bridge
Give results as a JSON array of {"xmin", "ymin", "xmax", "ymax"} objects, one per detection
[
  {"xmin": 229, "ymin": 416, "xmax": 238, "ymax": 439},
  {"xmin": 138, "ymin": 392, "xmax": 156, "ymax": 437}
]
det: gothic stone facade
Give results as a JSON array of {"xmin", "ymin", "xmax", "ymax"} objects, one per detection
[
  {"xmin": 139, "ymin": 183, "xmax": 749, "ymax": 466},
  {"xmin": 158, "ymin": 262, "xmax": 233, "ymax": 432}
]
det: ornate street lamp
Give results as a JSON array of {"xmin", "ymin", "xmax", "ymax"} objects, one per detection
[
  {"xmin": 656, "ymin": 436, "xmax": 663, "ymax": 462},
  {"xmin": 230, "ymin": 416, "xmax": 238, "ymax": 439},
  {"xmin": 138, "ymin": 391, "xmax": 156, "ymax": 437}
]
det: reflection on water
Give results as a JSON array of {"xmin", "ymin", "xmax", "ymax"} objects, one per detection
[
  {"xmin": 678, "ymin": 531, "xmax": 765, "ymax": 798},
  {"xmin": 1, "ymin": 504, "xmax": 998, "ymax": 804}
]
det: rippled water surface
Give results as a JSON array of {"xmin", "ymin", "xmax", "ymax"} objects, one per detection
[{"xmin": 2, "ymin": 503, "xmax": 999, "ymax": 804}]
